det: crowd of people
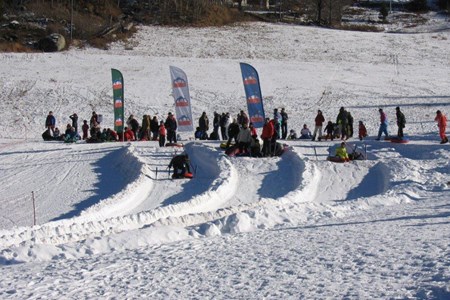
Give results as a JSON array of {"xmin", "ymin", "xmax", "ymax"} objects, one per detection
[{"xmin": 43, "ymin": 106, "xmax": 448, "ymax": 148}]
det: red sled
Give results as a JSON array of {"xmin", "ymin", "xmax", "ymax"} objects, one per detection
[
  {"xmin": 390, "ymin": 138, "xmax": 409, "ymax": 144},
  {"xmin": 172, "ymin": 172, "xmax": 193, "ymax": 179}
]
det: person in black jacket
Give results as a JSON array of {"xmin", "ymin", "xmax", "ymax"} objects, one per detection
[
  {"xmin": 164, "ymin": 112, "xmax": 178, "ymax": 143},
  {"xmin": 169, "ymin": 154, "xmax": 191, "ymax": 178},
  {"xmin": 69, "ymin": 113, "xmax": 78, "ymax": 133},
  {"xmin": 396, "ymin": 106, "xmax": 406, "ymax": 138},
  {"xmin": 150, "ymin": 116, "xmax": 159, "ymax": 141},
  {"xmin": 226, "ymin": 119, "xmax": 240, "ymax": 148},
  {"xmin": 127, "ymin": 115, "xmax": 140, "ymax": 140}
]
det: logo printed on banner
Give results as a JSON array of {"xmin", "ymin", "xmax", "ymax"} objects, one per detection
[
  {"xmin": 243, "ymin": 76, "xmax": 258, "ymax": 85},
  {"xmin": 175, "ymin": 96, "xmax": 189, "ymax": 107},
  {"xmin": 115, "ymin": 118, "xmax": 123, "ymax": 126},
  {"xmin": 113, "ymin": 80, "xmax": 123, "ymax": 90},
  {"xmin": 173, "ymin": 77, "xmax": 187, "ymax": 88},
  {"xmin": 111, "ymin": 69, "xmax": 125, "ymax": 134},
  {"xmin": 240, "ymin": 63, "xmax": 265, "ymax": 128},
  {"xmin": 170, "ymin": 66, "xmax": 194, "ymax": 132},
  {"xmin": 114, "ymin": 98, "xmax": 123, "ymax": 108},
  {"xmin": 178, "ymin": 115, "xmax": 192, "ymax": 126},
  {"xmin": 247, "ymin": 95, "xmax": 261, "ymax": 104},
  {"xmin": 250, "ymin": 114, "xmax": 264, "ymax": 123}
]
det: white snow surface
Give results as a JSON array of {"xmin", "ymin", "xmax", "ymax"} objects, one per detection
[{"xmin": 0, "ymin": 21, "xmax": 449, "ymax": 299}]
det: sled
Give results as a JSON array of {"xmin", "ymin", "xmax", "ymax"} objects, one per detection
[
  {"xmin": 390, "ymin": 137, "xmax": 409, "ymax": 144},
  {"xmin": 172, "ymin": 172, "xmax": 193, "ymax": 179},
  {"xmin": 165, "ymin": 143, "xmax": 184, "ymax": 147},
  {"xmin": 327, "ymin": 156, "xmax": 348, "ymax": 163},
  {"xmin": 220, "ymin": 142, "xmax": 234, "ymax": 149}
]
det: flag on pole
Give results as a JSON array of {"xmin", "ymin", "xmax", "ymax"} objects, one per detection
[
  {"xmin": 111, "ymin": 69, "xmax": 125, "ymax": 134},
  {"xmin": 169, "ymin": 66, "xmax": 194, "ymax": 132},
  {"xmin": 240, "ymin": 63, "xmax": 265, "ymax": 128}
]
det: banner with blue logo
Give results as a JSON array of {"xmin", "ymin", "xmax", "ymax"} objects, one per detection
[
  {"xmin": 111, "ymin": 69, "xmax": 124, "ymax": 134},
  {"xmin": 240, "ymin": 63, "xmax": 265, "ymax": 128},
  {"xmin": 169, "ymin": 66, "xmax": 194, "ymax": 132}
]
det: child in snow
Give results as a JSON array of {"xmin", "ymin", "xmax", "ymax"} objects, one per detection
[
  {"xmin": 335, "ymin": 142, "xmax": 350, "ymax": 162},
  {"xmin": 288, "ymin": 129, "xmax": 298, "ymax": 140},
  {"xmin": 435, "ymin": 110, "xmax": 448, "ymax": 144},
  {"xmin": 324, "ymin": 121, "xmax": 334, "ymax": 141},
  {"xmin": 81, "ymin": 120, "xmax": 89, "ymax": 140},
  {"xmin": 358, "ymin": 121, "xmax": 368, "ymax": 141},
  {"xmin": 158, "ymin": 121, "xmax": 166, "ymax": 147}
]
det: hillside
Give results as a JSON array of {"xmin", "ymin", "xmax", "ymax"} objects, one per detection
[{"xmin": 0, "ymin": 19, "xmax": 449, "ymax": 299}]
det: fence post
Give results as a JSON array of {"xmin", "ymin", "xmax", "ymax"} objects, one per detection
[{"xmin": 32, "ymin": 191, "xmax": 36, "ymax": 226}]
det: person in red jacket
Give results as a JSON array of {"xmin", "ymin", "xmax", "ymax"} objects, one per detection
[
  {"xmin": 312, "ymin": 110, "xmax": 325, "ymax": 141},
  {"xmin": 159, "ymin": 121, "xmax": 166, "ymax": 147},
  {"xmin": 435, "ymin": 110, "xmax": 448, "ymax": 144},
  {"xmin": 261, "ymin": 118, "xmax": 275, "ymax": 157},
  {"xmin": 124, "ymin": 127, "xmax": 135, "ymax": 141},
  {"xmin": 249, "ymin": 122, "xmax": 257, "ymax": 138},
  {"xmin": 358, "ymin": 121, "xmax": 368, "ymax": 141}
]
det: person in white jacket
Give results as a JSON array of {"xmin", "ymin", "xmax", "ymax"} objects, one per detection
[{"xmin": 236, "ymin": 123, "xmax": 253, "ymax": 154}]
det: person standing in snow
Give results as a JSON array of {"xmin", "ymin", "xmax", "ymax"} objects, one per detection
[
  {"xmin": 150, "ymin": 116, "xmax": 159, "ymax": 141},
  {"xmin": 324, "ymin": 121, "xmax": 334, "ymax": 141},
  {"xmin": 236, "ymin": 122, "xmax": 253, "ymax": 154},
  {"xmin": 127, "ymin": 115, "xmax": 140, "ymax": 140},
  {"xmin": 198, "ymin": 111, "xmax": 209, "ymax": 138},
  {"xmin": 226, "ymin": 118, "xmax": 240, "ymax": 148},
  {"xmin": 249, "ymin": 122, "xmax": 257, "ymax": 139},
  {"xmin": 261, "ymin": 118, "xmax": 275, "ymax": 157},
  {"xmin": 165, "ymin": 112, "xmax": 178, "ymax": 143},
  {"xmin": 158, "ymin": 121, "xmax": 166, "ymax": 147},
  {"xmin": 376, "ymin": 108, "xmax": 389, "ymax": 140},
  {"xmin": 45, "ymin": 111, "xmax": 56, "ymax": 132},
  {"xmin": 435, "ymin": 110, "xmax": 448, "ymax": 144},
  {"xmin": 89, "ymin": 111, "xmax": 98, "ymax": 128},
  {"xmin": 220, "ymin": 112, "xmax": 230, "ymax": 141},
  {"xmin": 69, "ymin": 113, "xmax": 78, "ymax": 133},
  {"xmin": 336, "ymin": 107, "xmax": 348, "ymax": 140},
  {"xmin": 312, "ymin": 110, "xmax": 325, "ymax": 141},
  {"xmin": 280, "ymin": 108, "xmax": 289, "ymax": 139},
  {"xmin": 237, "ymin": 110, "xmax": 249, "ymax": 127},
  {"xmin": 212, "ymin": 112, "xmax": 221, "ymax": 140},
  {"xmin": 81, "ymin": 120, "xmax": 89, "ymax": 140},
  {"xmin": 140, "ymin": 115, "xmax": 151, "ymax": 141},
  {"xmin": 273, "ymin": 108, "xmax": 282, "ymax": 139},
  {"xmin": 358, "ymin": 121, "xmax": 368, "ymax": 141},
  {"xmin": 395, "ymin": 106, "xmax": 406, "ymax": 138}
]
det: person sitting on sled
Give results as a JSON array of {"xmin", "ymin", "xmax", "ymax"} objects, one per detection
[
  {"xmin": 168, "ymin": 154, "xmax": 191, "ymax": 179},
  {"xmin": 335, "ymin": 142, "xmax": 350, "ymax": 162}
]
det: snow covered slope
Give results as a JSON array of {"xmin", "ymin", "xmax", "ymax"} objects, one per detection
[{"xmin": 0, "ymin": 21, "xmax": 449, "ymax": 299}]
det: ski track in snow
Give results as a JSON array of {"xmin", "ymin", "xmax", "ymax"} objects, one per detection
[{"xmin": 1, "ymin": 136, "xmax": 448, "ymax": 264}]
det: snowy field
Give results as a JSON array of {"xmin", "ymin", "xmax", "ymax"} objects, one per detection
[{"xmin": 0, "ymin": 19, "xmax": 449, "ymax": 299}]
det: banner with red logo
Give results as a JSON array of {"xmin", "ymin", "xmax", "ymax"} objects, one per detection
[
  {"xmin": 111, "ymin": 69, "xmax": 125, "ymax": 134},
  {"xmin": 169, "ymin": 66, "xmax": 193, "ymax": 132},
  {"xmin": 240, "ymin": 63, "xmax": 265, "ymax": 128}
]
